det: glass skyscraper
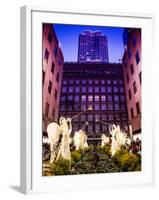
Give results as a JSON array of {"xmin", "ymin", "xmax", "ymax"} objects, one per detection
[{"xmin": 78, "ymin": 30, "xmax": 109, "ymax": 63}]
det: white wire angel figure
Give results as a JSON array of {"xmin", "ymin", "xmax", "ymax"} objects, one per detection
[
  {"xmin": 109, "ymin": 124, "xmax": 131, "ymax": 156},
  {"xmin": 101, "ymin": 134, "xmax": 110, "ymax": 147}
]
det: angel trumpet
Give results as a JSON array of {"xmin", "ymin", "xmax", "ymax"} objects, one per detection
[
  {"xmin": 71, "ymin": 106, "xmax": 93, "ymax": 119},
  {"xmin": 95, "ymin": 119, "xmax": 112, "ymax": 127}
]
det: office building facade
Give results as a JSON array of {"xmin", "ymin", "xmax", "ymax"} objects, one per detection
[
  {"xmin": 78, "ymin": 30, "xmax": 109, "ymax": 63},
  {"xmin": 122, "ymin": 28, "xmax": 141, "ymax": 137},
  {"xmin": 59, "ymin": 62, "xmax": 128, "ymax": 139},
  {"xmin": 42, "ymin": 24, "xmax": 64, "ymax": 134}
]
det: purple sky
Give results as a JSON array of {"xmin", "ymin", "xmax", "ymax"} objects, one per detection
[{"xmin": 53, "ymin": 24, "xmax": 124, "ymax": 63}]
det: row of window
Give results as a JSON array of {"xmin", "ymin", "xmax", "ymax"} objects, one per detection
[
  {"xmin": 60, "ymin": 102, "xmax": 126, "ymax": 111},
  {"xmin": 61, "ymin": 94, "xmax": 125, "ymax": 102},
  {"xmin": 72, "ymin": 122, "xmax": 128, "ymax": 133},
  {"xmin": 126, "ymin": 49, "xmax": 140, "ymax": 65},
  {"xmin": 63, "ymin": 79, "xmax": 123, "ymax": 85},
  {"xmin": 128, "ymin": 81, "xmax": 137, "ymax": 100},
  {"xmin": 44, "ymin": 47, "xmax": 61, "ymax": 65},
  {"xmin": 130, "ymin": 101, "xmax": 140, "ymax": 119},
  {"xmin": 62, "ymin": 86, "xmax": 124, "ymax": 93},
  {"xmin": 70, "ymin": 113, "xmax": 127, "ymax": 122}
]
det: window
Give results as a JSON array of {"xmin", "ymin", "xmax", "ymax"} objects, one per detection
[
  {"xmin": 88, "ymin": 124, "xmax": 93, "ymax": 133},
  {"xmin": 101, "ymin": 104, "xmax": 107, "ymax": 110},
  {"xmin": 88, "ymin": 86, "xmax": 93, "ymax": 93},
  {"xmin": 131, "ymin": 108, "xmax": 134, "ymax": 118},
  {"xmin": 95, "ymin": 114, "xmax": 100, "ymax": 121},
  {"xmin": 81, "ymin": 104, "xmax": 86, "ymax": 110},
  {"xmin": 102, "ymin": 114, "xmax": 107, "ymax": 121},
  {"xmin": 56, "ymin": 72, "xmax": 59, "ymax": 82},
  {"xmin": 48, "ymin": 81, "xmax": 52, "ymax": 94},
  {"xmin": 48, "ymin": 30, "xmax": 52, "ymax": 44},
  {"xmin": 68, "ymin": 95, "xmax": 73, "ymax": 101},
  {"xmin": 75, "ymin": 87, "xmax": 80, "ymax": 93},
  {"xmin": 139, "ymin": 72, "xmax": 141, "ymax": 85},
  {"xmin": 132, "ymin": 35, "xmax": 137, "ymax": 47},
  {"xmin": 130, "ymin": 64, "xmax": 134, "ymax": 75},
  {"xmin": 107, "ymin": 80, "xmax": 111, "ymax": 84},
  {"xmin": 121, "ymin": 104, "xmax": 126, "ymax": 111},
  {"xmin": 88, "ymin": 95, "xmax": 93, "ymax": 101},
  {"xmin": 95, "ymin": 125, "xmax": 100, "ymax": 133},
  {"xmin": 107, "ymin": 87, "xmax": 112, "ymax": 93},
  {"xmin": 101, "ymin": 87, "xmax": 106, "ymax": 92},
  {"xmin": 95, "ymin": 103, "xmax": 100, "ymax": 110},
  {"xmin": 128, "ymin": 48, "xmax": 131, "ymax": 59},
  {"xmin": 69, "ymin": 80, "xmax": 73, "ymax": 85},
  {"xmin": 120, "ymin": 95, "xmax": 125, "ymax": 101},
  {"xmin": 115, "ymin": 104, "xmax": 119, "ymax": 110},
  {"xmin": 95, "ymin": 87, "xmax": 99, "ymax": 92},
  {"xmin": 69, "ymin": 87, "xmax": 73, "ymax": 93},
  {"xmin": 108, "ymin": 103, "xmax": 113, "ymax": 110},
  {"xmin": 108, "ymin": 95, "xmax": 112, "ymax": 101},
  {"xmin": 43, "ymin": 70, "xmax": 45, "ymax": 85},
  {"xmin": 120, "ymin": 87, "xmax": 124, "ymax": 93},
  {"xmin": 136, "ymin": 102, "xmax": 140, "ymax": 114},
  {"xmin": 44, "ymin": 48, "xmax": 49, "ymax": 63},
  {"xmin": 113, "ymin": 80, "xmax": 117, "ymax": 85},
  {"xmin": 102, "ymin": 125, "xmax": 107, "ymax": 132},
  {"xmin": 82, "ymin": 86, "xmax": 86, "ymax": 93},
  {"xmin": 114, "ymin": 87, "xmax": 118, "ymax": 93},
  {"xmin": 76, "ymin": 80, "xmax": 80, "ymax": 84},
  {"xmin": 135, "ymin": 51, "xmax": 140, "ymax": 65},
  {"xmin": 54, "ymin": 89, "xmax": 57, "ymax": 100},
  {"xmin": 108, "ymin": 114, "xmax": 113, "ymax": 121},
  {"xmin": 101, "ymin": 80, "xmax": 105, "ymax": 84},
  {"xmin": 127, "ymin": 73, "xmax": 129, "ymax": 83},
  {"xmin": 95, "ymin": 80, "xmax": 99, "ymax": 84},
  {"xmin": 128, "ymin": 89, "xmax": 132, "ymax": 100},
  {"xmin": 88, "ymin": 114, "xmax": 93, "ymax": 121},
  {"xmin": 119, "ymin": 80, "xmax": 123, "ymax": 85},
  {"xmin": 133, "ymin": 81, "xmax": 137, "ymax": 94},
  {"xmin": 101, "ymin": 95, "xmax": 106, "ymax": 102},
  {"xmin": 51, "ymin": 62, "xmax": 55, "ymax": 74},
  {"xmin": 88, "ymin": 80, "xmax": 93, "ymax": 84},
  {"xmin": 75, "ymin": 95, "xmax": 79, "ymax": 102},
  {"xmin": 63, "ymin": 80, "xmax": 67, "ymax": 85},
  {"xmin": 82, "ymin": 95, "xmax": 86, "ymax": 102},
  {"xmin": 45, "ymin": 103, "xmax": 49, "ymax": 116},
  {"xmin": 125, "ymin": 62, "xmax": 127, "ymax": 68},
  {"xmin": 95, "ymin": 95, "xmax": 99, "ymax": 102},
  {"xmin": 62, "ymin": 87, "xmax": 67, "ymax": 93},
  {"xmin": 82, "ymin": 80, "xmax": 86, "ymax": 84},
  {"xmin": 115, "ymin": 114, "xmax": 120, "ymax": 121},
  {"xmin": 54, "ymin": 47, "xmax": 58, "ymax": 57},
  {"xmin": 81, "ymin": 115, "xmax": 86, "ymax": 121},
  {"xmin": 114, "ymin": 95, "xmax": 119, "ymax": 102},
  {"xmin": 60, "ymin": 104, "xmax": 66, "ymax": 111},
  {"xmin": 61, "ymin": 96, "xmax": 66, "ymax": 102}
]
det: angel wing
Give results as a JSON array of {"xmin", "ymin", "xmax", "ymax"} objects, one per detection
[{"xmin": 47, "ymin": 122, "xmax": 61, "ymax": 145}]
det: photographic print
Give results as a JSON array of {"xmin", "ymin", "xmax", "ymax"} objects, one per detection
[{"xmin": 42, "ymin": 23, "xmax": 141, "ymax": 176}]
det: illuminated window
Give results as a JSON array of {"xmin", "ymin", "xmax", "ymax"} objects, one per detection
[
  {"xmin": 88, "ymin": 86, "xmax": 93, "ymax": 93},
  {"xmin": 81, "ymin": 95, "xmax": 86, "ymax": 101},
  {"xmin": 114, "ymin": 87, "xmax": 118, "ymax": 93},
  {"xmin": 101, "ymin": 87, "xmax": 106, "ymax": 92},
  {"xmin": 108, "ymin": 95, "xmax": 112, "ymax": 101},
  {"xmin": 114, "ymin": 95, "xmax": 119, "ymax": 101},
  {"xmin": 95, "ymin": 95, "xmax": 99, "ymax": 101},
  {"xmin": 101, "ymin": 95, "xmax": 106, "ymax": 101},
  {"xmin": 69, "ymin": 87, "xmax": 73, "ymax": 93},
  {"xmin": 62, "ymin": 87, "xmax": 67, "ymax": 93},
  {"xmin": 107, "ymin": 87, "xmax": 112, "ymax": 93},
  {"xmin": 95, "ymin": 103, "xmax": 100, "ymax": 110},
  {"xmin": 82, "ymin": 86, "xmax": 87, "ymax": 93},
  {"xmin": 101, "ymin": 104, "xmax": 107, "ymax": 110},
  {"xmin": 95, "ymin": 87, "xmax": 99, "ymax": 92},
  {"xmin": 88, "ymin": 95, "xmax": 93, "ymax": 101},
  {"xmin": 75, "ymin": 87, "xmax": 80, "ymax": 93}
]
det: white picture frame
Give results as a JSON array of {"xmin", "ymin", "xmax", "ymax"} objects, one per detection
[{"xmin": 20, "ymin": 6, "xmax": 154, "ymax": 194}]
